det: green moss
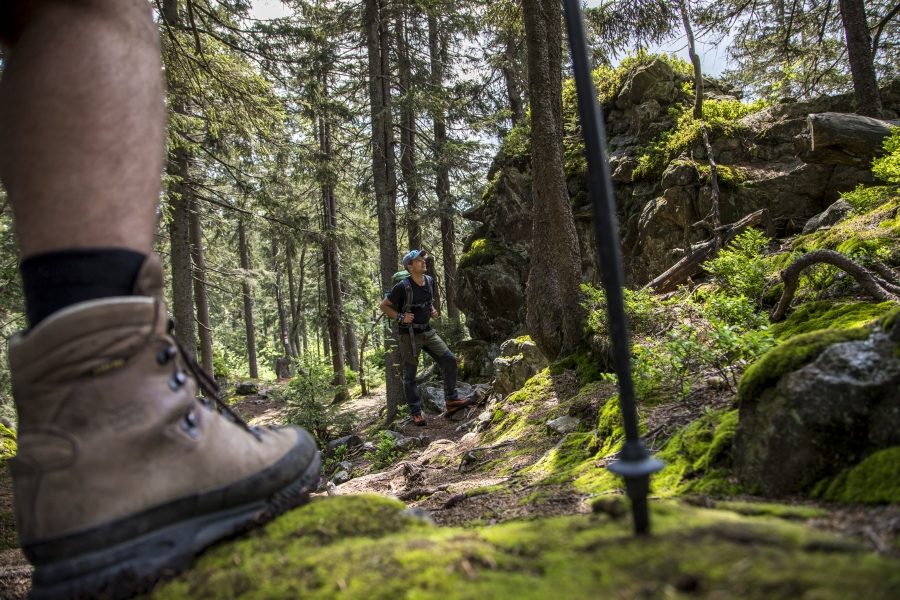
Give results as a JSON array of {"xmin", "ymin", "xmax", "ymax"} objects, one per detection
[
  {"xmin": 816, "ymin": 447, "xmax": 900, "ymax": 504},
  {"xmin": 768, "ymin": 301, "xmax": 897, "ymax": 340},
  {"xmin": 154, "ymin": 497, "xmax": 900, "ymax": 599},
  {"xmin": 738, "ymin": 327, "xmax": 872, "ymax": 402},
  {"xmin": 697, "ymin": 164, "xmax": 747, "ymax": 188},
  {"xmin": 654, "ymin": 410, "xmax": 741, "ymax": 497},
  {"xmin": 458, "ymin": 238, "xmax": 503, "ymax": 269},
  {"xmin": 712, "ymin": 500, "xmax": 829, "ymax": 520},
  {"xmin": 0, "ymin": 423, "xmax": 16, "ymax": 467},
  {"xmin": 549, "ymin": 344, "xmax": 607, "ymax": 386},
  {"xmin": 793, "ymin": 196, "xmax": 900, "ymax": 264},
  {"xmin": 512, "ymin": 335, "xmax": 533, "ymax": 345}
]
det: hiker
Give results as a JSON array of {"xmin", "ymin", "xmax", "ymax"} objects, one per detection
[
  {"xmin": 0, "ymin": 2, "xmax": 320, "ymax": 597},
  {"xmin": 380, "ymin": 249, "xmax": 473, "ymax": 426}
]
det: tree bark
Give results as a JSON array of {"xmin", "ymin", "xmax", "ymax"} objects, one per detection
[
  {"xmin": 272, "ymin": 239, "xmax": 294, "ymax": 362},
  {"xmin": 839, "ymin": 0, "xmax": 883, "ymax": 118},
  {"xmin": 238, "ymin": 218, "xmax": 258, "ymax": 379},
  {"xmin": 522, "ymin": 0, "xmax": 585, "ymax": 360},
  {"xmin": 396, "ymin": 10, "xmax": 423, "ymax": 250},
  {"xmin": 428, "ymin": 12, "xmax": 460, "ymax": 325},
  {"xmin": 501, "ymin": 34, "xmax": 525, "ymax": 126},
  {"xmin": 286, "ymin": 242, "xmax": 300, "ymax": 357},
  {"xmin": 679, "ymin": 1, "xmax": 703, "ymax": 119},
  {"xmin": 366, "ymin": 0, "xmax": 403, "ymax": 425},
  {"xmin": 166, "ymin": 145, "xmax": 196, "ymax": 353},
  {"xmin": 189, "ymin": 198, "xmax": 213, "ymax": 375}
]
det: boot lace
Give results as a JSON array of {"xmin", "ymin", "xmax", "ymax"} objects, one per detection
[{"xmin": 172, "ymin": 337, "xmax": 263, "ymax": 442}]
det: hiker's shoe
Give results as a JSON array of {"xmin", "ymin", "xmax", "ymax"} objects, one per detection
[
  {"xmin": 445, "ymin": 396, "xmax": 475, "ymax": 414},
  {"xmin": 8, "ymin": 255, "xmax": 321, "ymax": 599},
  {"xmin": 412, "ymin": 413, "xmax": 427, "ymax": 427}
]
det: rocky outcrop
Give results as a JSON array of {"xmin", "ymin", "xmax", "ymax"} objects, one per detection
[
  {"xmin": 456, "ymin": 54, "xmax": 900, "ymax": 344},
  {"xmin": 734, "ymin": 322, "xmax": 900, "ymax": 496},
  {"xmin": 492, "ymin": 337, "xmax": 548, "ymax": 398}
]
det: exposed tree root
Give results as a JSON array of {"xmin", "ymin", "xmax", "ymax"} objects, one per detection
[{"xmin": 770, "ymin": 249, "xmax": 900, "ymax": 321}]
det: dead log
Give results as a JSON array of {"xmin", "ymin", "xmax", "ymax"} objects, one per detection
[
  {"xmin": 645, "ymin": 209, "xmax": 769, "ymax": 294},
  {"xmin": 806, "ymin": 112, "xmax": 900, "ymax": 168},
  {"xmin": 771, "ymin": 249, "xmax": 900, "ymax": 321}
]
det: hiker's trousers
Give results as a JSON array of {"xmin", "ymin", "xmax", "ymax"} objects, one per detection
[{"xmin": 397, "ymin": 328, "xmax": 458, "ymax": 416}]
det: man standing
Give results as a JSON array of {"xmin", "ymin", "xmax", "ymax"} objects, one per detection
[
  {"xmin": 380, "ymin": 249, "xmax": 473, "ymax": 426},
  {"xmin": 0, "ymin": 2, "xmax": 320, "ymax": 597}
]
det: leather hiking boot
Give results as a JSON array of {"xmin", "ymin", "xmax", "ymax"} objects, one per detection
[{"xmin": 8, "ymin": 255, "xmax": 321, "ymax": 599}]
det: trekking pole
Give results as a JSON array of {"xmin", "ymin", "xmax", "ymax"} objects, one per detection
[{"xmin": 560, "ymin": 0, "xmax": 664, "ymax": 535}]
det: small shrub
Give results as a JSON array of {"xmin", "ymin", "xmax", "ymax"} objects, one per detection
[
  {"xmin": 281, "ymin": 355, "xmax": 356, "ymax": 445},
  {"xmin": 703, "ymin": 229, "xmax": 773, "ymax": 305},
  {"xmin": 364, "ymin": 431, "xmax": 402, "ymax": 470},
  {"xmin": 872, "ymin": 127, "xmax": 900, "ymax": 184}
]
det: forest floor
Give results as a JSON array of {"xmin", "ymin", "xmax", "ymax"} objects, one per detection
[{"xmin": 0, "ymin": 380, "xmax": 898, "ymax": 599}]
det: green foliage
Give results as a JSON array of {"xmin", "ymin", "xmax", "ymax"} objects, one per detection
[
  {"xmin": 703, "ymin": 229, "xmax": 773, "ymax": 305},
  {"xmin": 323, "ymin": 444, "xmax": 350, "ymax": 475},
  {"xmin": 364, "ymin": 431, "xmax": 402, "ymax": 470},
  {"xmin": 872, "ymin": 127, "xmax": 900, "ymax": 184},
  {"xmin": 281, "ymin": 355, "xmax": 355, "ymax": 446},
  {"xmin": 841, "ymin": 185, "xmax": 893, "ymax": 212},
  {"xmin": 633, "ymin": 98, "xmax": 768, "ymax": 180},
  {"xmin": 0, "ymin": 423, "xmax": 16, "ymax": 467}
]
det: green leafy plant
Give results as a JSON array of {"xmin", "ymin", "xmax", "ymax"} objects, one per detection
[
  {"xmin": 872, "ymin": 127, "xmax": 900, "ymax": 184},
  {"xmin": 703, "ymin": 229, "xmax": 773, "ymax": 305},
  {"xmin": 364, "ymin": 431, "xmax": 402, "ymax": 470},
  {"xmin": 281, "ymin": 355, "xmax": 356, "ymax": 445}
]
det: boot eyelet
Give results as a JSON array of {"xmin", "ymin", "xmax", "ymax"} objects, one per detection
[
  {"xmin": 180, "ymin": 408, "xmax": 200, "ymax": 438},
  {"xmin": 156, "ymin": 345, "xmax": 178, "ymax": 365},
  {"xmin": 169, "ymin": 371, "xmax": 188, "ymax": 391}
]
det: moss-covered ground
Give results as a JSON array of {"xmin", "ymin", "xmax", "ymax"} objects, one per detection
[{"xmin": 151, "ymin": 495, "xmax": 900, "ymax": 599}]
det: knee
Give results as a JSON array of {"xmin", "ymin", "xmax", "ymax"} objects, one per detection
[{"xmin": 438, "ymin": 351, "xmax": 457, "ymax": 371}]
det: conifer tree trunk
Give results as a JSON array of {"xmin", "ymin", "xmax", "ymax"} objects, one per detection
[
  {"xmin": 293, "ymin": 243, "xmax": 308, "ymax": 354},
  {"xmin": 522, "ymin": 0, "xmax": 585, "ymax": 359},
  {"xmin": 428, "ymin": 13, "xmax": 460, "ymax": 324},
  {"xmin": 272, "ymin": 239, "xmax": 294, "ymax": 360},
  {"xmin": 839, "ymin": 0, "xmax": 883, "ymax": 118},
  {"xmin": 166, "ymin": 146, "xmax": 196, "ymax": 353},
  {"xmin": 367, "ymin": 0, "xmax": 403, "ymax": 424},
  {"xmin": 396, "ymin": 10, "xmax": 422, "ymax": 250},
  {"xmin": 189, "ymin": 199, "xmax": 213, "ymax": 375},
  {"xmin": 502, "ymin": 35, "xmax": 525, "ymax": 126},
  {"xmin": 238, "ymin": 218, "xmax": 258, "ymax": 379},
  {"xmin": 679, "ymin": 1, "xmax": 703, "ymax": 119},
  {"xmin": 286, "ymin": 243, "xmax": 300, "ymax": 357},
  {"xmin": 341, "ymin": 277, "xmax": 360, "ymax": 372}
]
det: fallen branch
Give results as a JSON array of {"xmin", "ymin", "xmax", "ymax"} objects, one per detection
[
  {"xmin": 645, "ymin": 209, "xmax": 769, "ymax": 293},
  {"xmin": 770, "ymin": 249, "xmax": 900, "ymax": 321}
]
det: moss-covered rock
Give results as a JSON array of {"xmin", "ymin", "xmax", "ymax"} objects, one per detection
[
  {"xmin": 814, "ymin": 446, "xmax": 900, "ymax": 504},
  {"xmin": 735, "ymin": 326, "xmax": 900, "ymax": 496},
  {"xmin": 152, "ymin": 496, "xmax": 900, "ymax": 599},
  {"xmin": 767, "ymin": 301, "xmax": 897, "ymax": 341}
]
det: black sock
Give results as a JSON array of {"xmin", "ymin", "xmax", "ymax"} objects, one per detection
[{"xmin": 20, "ymin": 248, "xmax": 147, "ymax": 328}]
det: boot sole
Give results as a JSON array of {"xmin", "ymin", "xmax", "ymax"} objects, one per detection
[{"xmin": 28, "ymin": 450, "xmax": 321, "ymax": 600}]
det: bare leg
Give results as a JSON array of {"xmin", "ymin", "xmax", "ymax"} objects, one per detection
[{"xmin": 0, "ymin": 0, "xmax": 163, "ymax": 258}]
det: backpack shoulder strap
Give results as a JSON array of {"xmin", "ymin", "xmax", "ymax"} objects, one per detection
[{"xmin": 402, "ymin": 277, "xmax": 413, "ymax": 314}]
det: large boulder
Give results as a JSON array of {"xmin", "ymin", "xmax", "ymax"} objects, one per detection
[
  {"xmin": 734, "ymin": 320, "xmax": 900, "ymax": 496},
  {"xmin": 492, "ymin": 337, "xmax": 549, "ymax": 398}
]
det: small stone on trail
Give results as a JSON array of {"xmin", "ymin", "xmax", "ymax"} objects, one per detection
[
  {"xmin": 235, "ymin": 381, "xmax": 258, "ymax": 395},
  {"xmin": 546, "ymin": 415, "xmax": 580, "ymax": 435}
]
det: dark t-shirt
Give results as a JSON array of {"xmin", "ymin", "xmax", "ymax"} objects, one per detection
[{"xmin": 387, "ymin": 276, "xmax": 434, "ymax": 332}]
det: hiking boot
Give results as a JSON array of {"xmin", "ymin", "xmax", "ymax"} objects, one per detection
[
  {"xmin": 412, "ymin": 413, "xmax": 427, "ymax": 427},
  {"xmin": 8, "ymin": 255, "xmax": 321, "ymax": 599},
  {"xmin": 445, "ymin": 396, "xmax": 475, "ymax": 414}
]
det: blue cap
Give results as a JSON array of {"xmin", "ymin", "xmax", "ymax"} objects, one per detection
[{"xmin": 401, "ymin": 249, "xmax": 427, "ymax": 267}]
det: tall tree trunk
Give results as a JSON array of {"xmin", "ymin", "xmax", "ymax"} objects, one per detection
[
  {"xmin": 428, "ymin": 12, "xmax": 460, "ymax": 325},
  {"xmin": 317, "ymin": 269, "xmax": 330, "ymax": 362},
  {"xmin": 521, "ymin": 0, "xmax": 585, "ymax": 360},
  {"xmin": 502, "ymin": 34, "xmax": 525, "ymax": 126},
  {"xmin": 286, "ymin": 242, "xmax": 300, "ymax": 357},
  {"xmin": 319, "ymin": 75, "xmax": 348, "ymax": 400},
  {"xmin": 396, "ymin": 10, "xmax": 423, "ymax": 250},
  {"xmin": 366, "ymin": 0, "xmax": 403, "ymax": 425},
  {"xmin": 189, "ymin": 199, "xmax": 213, "ymax": 375},
  {"xmin": 293, "ymin": 243, "xmax": 308, "ymax": 354},
  {"xmin": 166, "ymin": 145, "xmax": 196, "ymax": 353},
  {"xmin": 679, "ymin": 1, "xmax": 703, "ymax": 119},
  {"xmin": 341, "ymin": 278, "xmax": 361, "ymax": 372},
  {"xmin": 272, "ymin": 239, "xmax": 293, "ymax": 360},
  {"xmin": 839, "ymin": 0, "xmax": 883, "ymax": 118},
  {"xmin": 238, "ymin": 218, "xmax": 258, "ymax": 379}
]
